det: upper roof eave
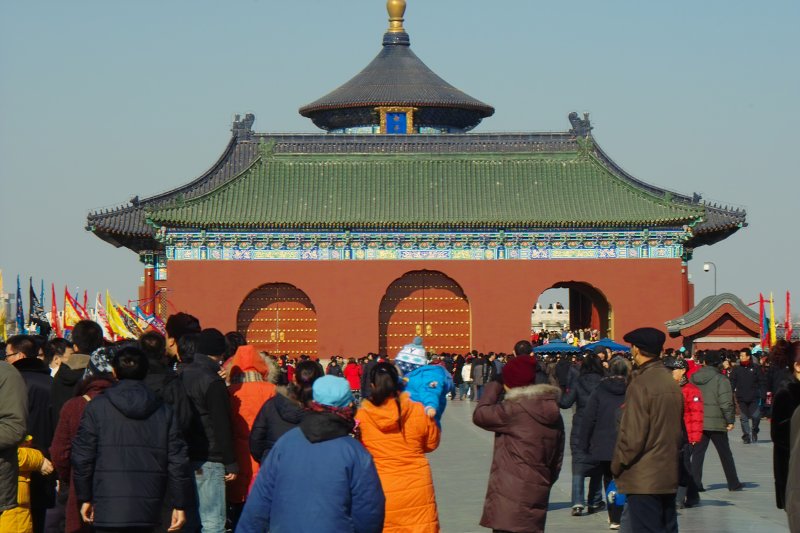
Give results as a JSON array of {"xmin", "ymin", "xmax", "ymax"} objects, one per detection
[
  {"xmin": 87, "ymin": 127, "xmax": 746, "ymax": 253},
  {"xmin": 297, "ymin": 37, "xmax": 495, "ymax": 125}
]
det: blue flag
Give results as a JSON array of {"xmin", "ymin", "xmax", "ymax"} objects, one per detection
[
  {"xmin": 29, "ymin": 277, "xmax": 51, "ymax": 338},
  {"xmin": 15, "ymin": 275, "xmax": 25, "ymax": 333}
]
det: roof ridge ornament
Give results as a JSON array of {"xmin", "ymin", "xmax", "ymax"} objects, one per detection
[
  {"xmin": 232, "ymin": 113, "xmax": 255, "ymax": 139},
  {"xmin": 383, "ymin": 0, "xmax": 410, "ymax": 45},
  {"xmin": 387, "ymin": 0, "xmax": 406, "ymax": 33},
  {"xmin": 568, "ymin": 112, "xmax": 593, "ymax": 138}
]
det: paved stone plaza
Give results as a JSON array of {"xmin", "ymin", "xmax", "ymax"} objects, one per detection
[{"xmin": 429, "ymin": 399, "xmax": 790, "ymax": 532}]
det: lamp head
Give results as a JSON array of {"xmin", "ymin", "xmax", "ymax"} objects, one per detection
[{"xmin": 703, "ymin": 263, "xmax": 711, "ymax": 272}]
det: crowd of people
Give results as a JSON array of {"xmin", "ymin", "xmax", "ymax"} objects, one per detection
[
  {"xmin": 530, "ymin": 328, "xmax": 601, "ymax": 347},
  {"xmin": 1, "ymin": 314, "xmax": 799, "ymax": 533}
]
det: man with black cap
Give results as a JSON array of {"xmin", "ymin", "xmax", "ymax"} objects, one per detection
[
  {"xmin": 689, "ymin": 350, "xmax": 743, "ymax": 492},
  {"xmin": 611, "ymin": 327, "xmax": 682, "ymax": 532}
]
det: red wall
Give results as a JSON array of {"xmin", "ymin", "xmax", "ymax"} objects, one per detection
[{"xmin": 162, "ymin": 258, "xmax": 686, "ymax": 356}]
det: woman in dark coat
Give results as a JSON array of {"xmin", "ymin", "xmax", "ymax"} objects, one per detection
[
  {"xmin": 50, "ymin": 375, "xmax": 113, "ymax": 533},
  {"xmin": 559, "ymin": 352, "xmax": 605, "ymax": 515},
  {"xmin": 474, "ymin": 357, "xmax": 565, "ymax": 533},
  {"xmin": 249, "ymin": 360, "xmax": 323, "ymax": 463},
  {"xmin": 578, "ymin": 356, "xmax": 631, "ymax": 527},
  {"xmin": 770, "ymin": 341, "xmax": 800, "ymax": 509}
]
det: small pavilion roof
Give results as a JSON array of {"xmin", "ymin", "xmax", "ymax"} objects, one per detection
[{"xmin": 666, "ymin": 293, "xmax": 759, "ymax": 334}]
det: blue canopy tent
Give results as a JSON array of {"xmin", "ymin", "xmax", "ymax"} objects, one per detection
[
  {"xmin": 532, "ymin": 341, "xmax": 581, "ymax": 354},
  {"xmin": 584, "ymin": 338, "xmax": 630, "ymax": 353}
]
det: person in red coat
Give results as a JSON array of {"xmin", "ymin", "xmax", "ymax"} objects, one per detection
[
  {"xmin": 664, "ymin": 356, "xmax": 704, "ymax": 508},
  {"xmin": 343, "ymin": 358, "xmax": 362, "ymax": 401},
  {"xmin": 49, "ymin": 375, "xmax": 113, "ymax": 533}
]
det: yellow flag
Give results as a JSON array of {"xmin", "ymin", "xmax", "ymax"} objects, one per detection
[
  {"xmin": 106, "ymin": 291, "xmax": 135, "ymax": 339},
  {"xmin": 63, "ymin": 287, "xmax": 82, "ymax": 329},
  {"xmin": 770, "ymin": 293, "xmax": 777, "ymax": 346}
]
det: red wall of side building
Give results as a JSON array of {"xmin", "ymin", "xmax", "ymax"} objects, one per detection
[{"xmin": 158, "ymin": 258, "xmax": 686, "ymax": 355}]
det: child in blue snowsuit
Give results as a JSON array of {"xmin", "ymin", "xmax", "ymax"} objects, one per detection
[{"xmin": 394, "ymin": 337, "xmax": 454, "ymax": 426}]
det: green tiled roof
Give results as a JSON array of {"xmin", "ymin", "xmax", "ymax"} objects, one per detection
[{"xmin": 145, "ymin": 151, "xmax": 705, "ymax": 230}]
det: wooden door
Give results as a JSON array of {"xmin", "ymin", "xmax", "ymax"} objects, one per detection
[
  {"xmin": 237, "ymin": 283, "xmax": 318, "ymax": 357},
  {"xmin": 379, "ymin": 271, "xmax": 470, "ymax": 356}
]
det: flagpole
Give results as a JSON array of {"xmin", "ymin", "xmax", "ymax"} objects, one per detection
[{"xmin": 759, "ymin": 293, "xmax": 765, "ymax": 349}]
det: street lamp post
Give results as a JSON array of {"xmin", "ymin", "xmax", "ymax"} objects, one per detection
[{"xmin": 703, "ymin": 262, "xmax": 717, "ymax": 295}]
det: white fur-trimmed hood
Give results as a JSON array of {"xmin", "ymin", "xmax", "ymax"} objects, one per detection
[
  {"xmin": 504, "ymin": 383, "xmax": 562, "ymax": 402},
  {"xmin": 502, "ymin": 383, "xmax": 562, "ymax": 426}
]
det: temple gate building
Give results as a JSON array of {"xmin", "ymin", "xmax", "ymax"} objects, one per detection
[{"xmin": 87, "ymin": 1, "xmax": 746, "ymax": 357}]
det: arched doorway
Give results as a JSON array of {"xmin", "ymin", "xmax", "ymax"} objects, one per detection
[
  {"xmin": 379, "ymin": 270, "xmax": 471, "ymax": 356},
  {"xmin": 237, "ymin": 283, "xmax": 318, "ymax": 357},
  {"xmin": 531, "ymin": 282, "xmax": 612, "ymax": 341}
]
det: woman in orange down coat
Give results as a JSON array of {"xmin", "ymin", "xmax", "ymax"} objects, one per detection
[
  {"xmin": 227, "ymin": 345, "xmax": 277, "ymax": 527},
  {"xmin": 356, "ymin": 362, "xmax": 441, "ymax": 533}
]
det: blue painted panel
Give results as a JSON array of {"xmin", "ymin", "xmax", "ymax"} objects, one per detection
[{"xmin": 386, "ymin": 112, "xmax": 407, "ymax": 134}]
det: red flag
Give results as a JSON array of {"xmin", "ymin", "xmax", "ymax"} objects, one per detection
[
  {"xmin": 51, "ymin": 283, "xmax": 62, "ymax": 338},
  {"xmin": 787, "ymin": 291, "xmax": 793, "ymax": 341},
  {"xmin": 82, "ymin": 290, "xmax": 88, "ymax": 315},
  {"xmin": 74, "ymin": 289, "xmax": 90, "ymax": 321},
  {"xmin": 759, "ymin": 293, "xmax": 769, "ymax": 349}
]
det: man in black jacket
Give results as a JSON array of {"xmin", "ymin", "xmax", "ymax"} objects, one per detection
[
  {"xmin": 730, "ymin": 348, "xmax": 765, "ymax": 443},
  {"xmin": 72, "ymin": 346, "xmax": 193, "ymax": 532},
  {"xmin": 51, "ymin": 321, "xmax": 103, "ymax": 427},
  {"xmin": 179, "ymin": 331, "xmax": 238, "ymax": 533},
  {"xmin": 7, "ymin": 335, "xmax": 56, "ymax": 533},
  {"xmin": 360, "ymin": 353, "xmax": 377, "ymax": 401}
]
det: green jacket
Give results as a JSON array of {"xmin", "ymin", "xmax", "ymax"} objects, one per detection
[
  {"xmin": 0, "ymin": 361, "xmax": 28, "ymax": 511},
  {"xmin": 691, "ymin": 366, "xmax": 735, "ymax": 431}
]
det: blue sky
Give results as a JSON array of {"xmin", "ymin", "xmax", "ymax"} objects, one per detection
[{"xmin": 1, "ymin": 0, "xmax": 798, "ymax": 319}]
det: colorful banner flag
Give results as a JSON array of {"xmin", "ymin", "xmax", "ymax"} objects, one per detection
[
  {"xmin": 0, "ymin": 271, "xmax": 6, "ymax": 341},
  {"xmin": 787, "ymin": 291, "xmax": 793, "ymax": 341},
  {"xmin": 29, "ymin": 277, "xmax": 51, "ymax": 337},
  {"xmin": 131, "ymin": 306, "xmax": 152, "ymax": 333},
  {"xmin": 759, "ymin": 293, "xmax": 770, "ymax": 349},
  {"xmin": 51, "ymin": 283, "xmax": 62, "ymax": 338},
  {"xmin": 16, "ymin": 275, "xmax": 25, "ymax": 334},
  {"xmin": 94, "ymin": 293, "xmax": 114, "ymax": 340},
  {"xmin": 106, "ymin": 291, "xmax": 135, "ymax": 339},
  {"xmin": 770, "ymin": 293, "xmax": 777, "ymax": 346},
  {"xmin": 135, "ymin": 305, "xmax": 167, "ymax": 335},
  {"xmin": 63, "ymin": 286, "xmax": 82, "ymax": 331},
  {"xmin": 117, "ymin": 304, "xmax": 144, "ymax": 337}
]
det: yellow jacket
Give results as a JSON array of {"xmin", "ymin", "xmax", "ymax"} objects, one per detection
[{"xmin": 0, "ymin": 446, "xmax": 45, "ymax": 533}]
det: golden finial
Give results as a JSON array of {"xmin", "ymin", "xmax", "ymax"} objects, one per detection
[{"xmin": 387, "ymin": 0, "xmax": 406, "ymax": 33}]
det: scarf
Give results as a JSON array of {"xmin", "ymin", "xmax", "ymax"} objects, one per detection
[{"xmin": 306, "ymin": 401, "xmax": 361, "ymax": 441}]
